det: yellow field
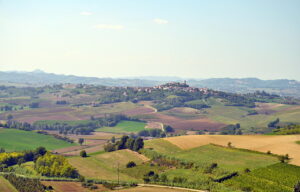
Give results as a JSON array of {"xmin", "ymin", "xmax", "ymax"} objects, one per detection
[{"xmin": 164, "ymin": 135, "xmax": 300, "ymax": 166}]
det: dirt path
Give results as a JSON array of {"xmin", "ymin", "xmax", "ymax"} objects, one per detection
[{"xmin": 138, "ymin": 184, "xmax": 207, "ymax": 192}]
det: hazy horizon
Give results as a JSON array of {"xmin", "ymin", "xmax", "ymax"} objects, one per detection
[
  {"xmin": 2, "ymin": 69, "xmax": 300, "ymax": 81},
  {"xmin": 1, "ymin": 0, "xmax": 299, "ymax": 80}
]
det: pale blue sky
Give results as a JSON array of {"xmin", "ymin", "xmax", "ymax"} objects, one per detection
[{"xmin": 0, "ymin": 0, "xmax": 299, "ymax": 80}]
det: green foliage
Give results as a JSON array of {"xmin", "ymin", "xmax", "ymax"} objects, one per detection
[
  {"xmin": 126, "ymin": 161, "xmax": 136, "ymax": 168},
  {"xmin": 224, "ymin": 163, "xmax": 300, "ymax": 192},
  {"xmin": 268, "ymin": 118, "xmax": 280, "ymax": 128},
  {"xmin": 273, "ymin": 124, "xmax": 300, "ymax": 135},
  {"xmin": 138, "ymin": 128, "xmax": 165, "ymax": 138},
  {"xmin": 3, "ymin": 174, "xmax": 45, "ymax": 192},
  {"xmin": 104, "ymin": 135, "xmax": 144, "ymax": 152},
  {"xmin": 35, "ymin": 152, "xmax": 79, "ymax": 178},
  {"xmin": 29, "ymin": 102, "xmax": 39, "ymax": 108},
  {"xmin": 221, "ymin": 124, "xmax": 242, "ymax": 135},
  {"xmin": 80, "ymin": 150, "xmax": 87, "ymax": 158},
  {"xmin": 78, "ymin": 138, "xmax": 84, "ymax": 145}
]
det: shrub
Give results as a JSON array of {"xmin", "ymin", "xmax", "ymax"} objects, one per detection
[
  {"xmin": 126, "ymin": 161, "xmax": 136, "ymax": 168},
  {"xmin": 80, "ymin": 150, "xmax": 87, "ymax": 158}
]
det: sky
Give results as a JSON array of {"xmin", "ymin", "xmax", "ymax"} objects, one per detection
[{"xmin": 0, "ymin": 0, "xmax": 299, "ymax": 80}]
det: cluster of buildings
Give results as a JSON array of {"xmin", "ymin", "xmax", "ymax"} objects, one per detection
[{"xmin": 132, "ymin": 81, "xmax": 210, "ymax": 94}]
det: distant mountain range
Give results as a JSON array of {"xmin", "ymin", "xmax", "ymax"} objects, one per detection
[{"xmin": 1, "ymin": 70, "xmax": 300, "ymax": 97}]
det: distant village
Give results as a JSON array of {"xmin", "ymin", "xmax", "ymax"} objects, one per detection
[{"xmin": 130, "ymin": 81, "xmax": 210, "ymax": 94}]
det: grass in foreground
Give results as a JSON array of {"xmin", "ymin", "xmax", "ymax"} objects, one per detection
[
  {"xmin": 224, "ymin": 163, "xmax": 300, "ymax": 192},
  {"xmin": 96, "ymin": 120, "xmax": 146, "ymax": 133},
  {"xmin": 0, "ymin": 128, "xmax": 75, "ymax": 152}
]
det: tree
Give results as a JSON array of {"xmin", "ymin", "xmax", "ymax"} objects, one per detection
[
  {"xmin": 164, "ymin": 125, "xmax": 174, "ymax": 133},
  {"xmin": 227, "ymin": 142, "xmax": 232, "ymax": 148},
  {"xmin": 78, "ymin": 138, "xmax": 84, "ymax": 145},
  {"xmin": 29, "ymin": 102, "xmax": 39, "ymax": 108},
  {"xmin": 133, "ymin": 137, "xmax": 144, "ymax": 151},
  {"xmin": 80, "ymin": 150, "xmax": 87, "ymax": 158},
  {"xmin": 279, "ymin": 155, "xmax": 286, "ymax": 163},
  {"xmin": 35, "ymin": 146, "xmax": 47, "ymax": 156},
  {"xmin": 6, "ymin": 114, "xmax": 13, "ymax": 121},
  {"xmin": 111, "ymin": 136, "xmax": 116, "ymax": 143},
  {"xmin": 104, "ymin": 143, "xmax": 115, "ymax": 152},
  {"xmin": 126, "ymin": 161, "xmax": 136, "ymax": 168}
]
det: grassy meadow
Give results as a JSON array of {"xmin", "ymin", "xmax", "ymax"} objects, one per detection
[
  {"xmin": 96, "ymin": 120, "xmax": 146, "ymax": 133},
  {"xmin": 0, "ymin": 128, "xmax": 76, "ymax": 152},
  {"xmin": 68, "ymin": 149, "xmax": 148, "ymax": 181},
  {"xmin": 168, "ymin": 144, "xmax": 278, "ymax": 171}
]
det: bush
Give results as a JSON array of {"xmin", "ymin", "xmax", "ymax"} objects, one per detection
[
  {"xmin": 126, "ymin": 161, "xmax": 136, "ymax": 168},
  {"xmin": 80, "ymin": 150, "xmax": 87, "ymax": 158}
]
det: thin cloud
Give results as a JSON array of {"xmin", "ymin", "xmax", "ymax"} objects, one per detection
[
  {"xmin": 80, "ymin": 11, "xmax": 93, "ymax": 16},
  {"xmin": 153, "ymin": 18, "xmax": 168, "ymax": 24},
  {"xmin": 93, "ymin": 24, "xmax": 124, "ymax": 30}
]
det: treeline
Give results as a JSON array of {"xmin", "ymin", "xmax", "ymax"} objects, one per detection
[
  {"xmin": 0, "ymin": 147, "xmax": 47, "ymax": 169},
  {"xmin": 268, "ymin": 118, "xmax": 280, "ymax": 128},
  {"xmin": 272, "ymin": 124, "xmax": 300, "ymax": 135},
  {"xmin": 0, "ymin": 147, "xmax": 79, "ymax": 179},
  {"xmin": 3, "ymin": 174, "xmax": 46, "ymax": 192},
  {"xmin": 1, "ymin": 114, "xmax": 142, "ymax": 135},
  {"xmin": 220, "ymin": 124, "xmax": 242, "ymax": 135},
  {"xmin": 35, "ymin": 152, "xmax": 79, "ymax": 178},
  {"xmin": 104, "ymin": 135, "xmax": 144, "ymax": 152},
  {"xmin": 36, "ymin": 131, "xmax": 74, "ymax": 143},
  {"xmin": 137, "ymin": 128, "xmax": 166, "ymax": 138}
]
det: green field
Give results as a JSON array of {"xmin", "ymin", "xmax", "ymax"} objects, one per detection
[
  {"xmin": 0, "ymin": 128, "xmax": 76, "ymax": 152},
  {"xmin": 169, "ymin": 144, "xmax": 278, "ymax": 171},
  {"xmin": 224, "ymin": 163, "xmax": 300, "ymax": 192},
  {"xmin": 0, "ymin": 176, "xmax": 18, "ymax": 192},
  {"xmin": 96, "ymin": 120, "xmax": 146, "ymax": 133},
  {"xmin": 144, "ymin": 139, "xmax": 182, "ymax": 155},
  {"xmin": 145, "ymin": 139, "xmax": 278, "ymax": 172}
]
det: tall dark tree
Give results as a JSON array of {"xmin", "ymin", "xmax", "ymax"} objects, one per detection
[
  {"xmin": 133, "ymin": 137, "xmax": 144, "ymax": 151},
  {"xmin": 78, "ymin": 138, "xmax": 84, "ymax": 145}
]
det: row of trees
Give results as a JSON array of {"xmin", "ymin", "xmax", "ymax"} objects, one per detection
[
  {"xmin": 137, "ymin": 128, "xmax": 166, "ymax": 138},
  {"xmin": 1, "ymin": 114, "xmax": 141, "ymax": 135},
  {"xmin": 104, "ymin": 135, "xmax": 144, "ymax": 152},
  {"xmin": 0, "ymin": 147, "xmax": 47, "ymax": 168}
]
